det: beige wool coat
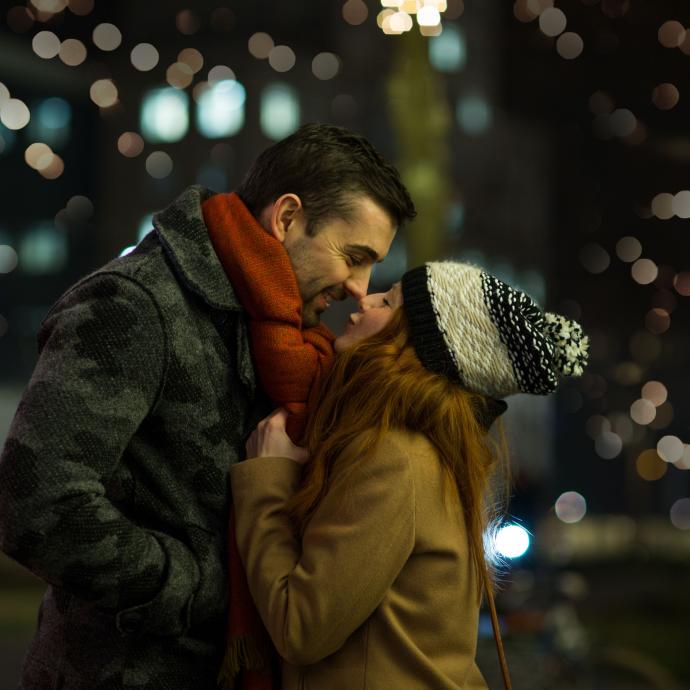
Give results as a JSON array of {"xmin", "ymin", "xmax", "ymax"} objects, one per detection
[{"xmin": 229, "ymin": 429, "xmax": 489, "ymax": 689}]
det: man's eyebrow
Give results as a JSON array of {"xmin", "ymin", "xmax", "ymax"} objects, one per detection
[{"xmin": 346, "ymin": 244, "xmax": 383, "ymax": 263}]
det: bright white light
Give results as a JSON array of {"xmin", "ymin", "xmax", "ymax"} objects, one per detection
[
  {"xmin": 140, "ymin": 88, "xmax": 189, "ymax": 143},
  {"xmin": 260, "ymin": 83, "xmax": 300, "ymax": 141},
  {"xmin": 197, "ymin": 80, "xmax": 245, "ymax": 138},
  {"xmin": 494, "ymin": 524, "xmax": 530, "ymax": 559},
  {"xmin": 417, "ymin": 5, "xmax": 441, "ymax": 26},
  {"xmin": 119, "ymin": 245, "xmax": 136, "ymax": 257}
]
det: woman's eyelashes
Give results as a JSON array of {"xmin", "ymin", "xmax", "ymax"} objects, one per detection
[{"xmin": 383, "ymin": 297, "xmax": 391, "ymax": 308}]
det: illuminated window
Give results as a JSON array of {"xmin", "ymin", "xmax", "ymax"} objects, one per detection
[
  {"xmin": 260, "ymin": 83, "xmax": 300, "ymax": 140},
  {"xmin": 429, "ymin": 24, "xmax": 466, "ymax": 72},
  {"xmin": 456, "ymin": 95, "xmax": 492, "ymax": 136},
  {"xmin": 140, "ymin": 87, "xmax": 189, "ymax": 143},
  {"xmin": 19, "ymin": 222, "xmax": 68, "ymax": 274},
  {"xmin": 196, "ymin": 80, "xmax": 245, "ymax": 139},
  {"xmin": 27, "ymin": 97, "xmax": 71, "ymax": 149}
]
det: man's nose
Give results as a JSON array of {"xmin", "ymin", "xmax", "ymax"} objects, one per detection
[{"xmin": 344, "ymin": 267, "xmax": 372, "ymax": 302}]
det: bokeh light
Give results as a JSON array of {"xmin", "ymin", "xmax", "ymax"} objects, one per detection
[
  {"xmin": 670, "ymin": 499, "xmax": 690, "ymax": 529},
  {"xmin": 248, "ymin": 32, "xmax": 274, "ymax": 59},
  {"xmin": 65, "ymin": 195, "xmax": 93, "ymax": 222},
  {"xmin": 197, "ymin": 80, "xmax": 245, "ymax": 138},
  {"xmin": 657, "ymin": 435, "xmax": 684, "ymax": 463},
  {"xmin": 631, "ymin": 258, "xmax": 658, "ymax": 285},
  {"xmin": 92, "ymin": 23, "xmax": 122, "ymax": 51},
  {"xmin": 641, "ymin": 380, "xmax": 667, "ymax": 407},
  {"xmin": 595, "ymin": 431, "xmax": 622, "ymax": 459},
  {"xmin": 68, "ymin": 0, "xmax": 94, "ymax": 16},
  {"xmin": 89, "ymin": 79, "xmax": 118, "ymax": 108},
  {"xmin": 19, "ymin": 223, "xmax": 67, "ymax": 273},
  {"xmin": 117, "ymin": 131, "xmax": 145, "ymax": 157},
  {"xmin": 0, "ymin": 245, "xmax": 19, "ymax": 274},
  {"xmin": 7, "ymin": 6, "xmax": 35, "ymax": 32},
  {"xmin": 32, "ymin": 30, "xmax": 60, "ymax": 59},
  {"xmin": 342, "ymin": 0, "xmax": 368, "ymax": 25},
  {"xmin": 312, "ymin": 52, "xmax": 340, "ymax": 80},
  {"xmin": 672, "ymin": 191, "xmax": 690, "ymax": 219},
  {"xmin": 585, "ymin": 414, "xmax": 611, "ymax": 439},
  {"xmin": 131, "ymin": 43, "xmax": 159, "ymax": 71},
  {"xmin": 24, "ymin": 142, "xmax": 53, "ymax": 171},
  {"xmin": 429, "ymin": 24, "xmax": 466, "ymax": 71},
  {"xmin": 456, "ymin": 96, "xmax": 492, "ymax": 135},
  {"xmin": 1, "ymin": 99, "xmax": 30, "ymax": 130},
  {"xmin": 145, "ymin": 151, "xmax": 173, "ymax": 179},
  {"xmin": 556, "ymin": 32, "xmax": 584, "ymax": 59},
  {"xmin": 615, "ymin": 236, "xmax": 641, "ymax": 263},
  {"xmin": 658, "ymin": 20, "xmax": 686, "ymax": 48},
  {"xmin": 269, "ymin": 45, "xmax": 296, "ymax": 72},
  {"xmin": 579, "ymin": 242, "xmax": 610, "ymax": 274},
  {"xmin": 648, "ymin": 401, "xmax": 674, "ymax": 430},
  {"xmin": 178, "ymin": 48, "xmax": 203, "ymax": 73},
  {"xmin": 59, "ymin": 38, "xmax": 87, "ymax": 66},
  {"xmin": 673, "ymin": 272, "xmax": 690, "ymax": 296},
  {"xmin": 260, "ymin": 83, "xmax": 300, "ymax": 140},
  {"xmin": 166, "ymin": 62, "xmax": 194, "ymax": 89},
  {"xmin": 208, "ymin": 65, "xmax": 236, "ymax": 85},
  {"xmin": 630, "ymin": 398, "xmax": 656, "ymax": 425},
  {"xmin": 645, "ymin": 308, "xmax": 670, "ymax": 335},
  {"xmin": 141, "ymin": 87, "xmax": 189, "ymax": 143},
  {"xmin": 652, "ymin": 83, "xmax": 680, "ymax": 110},
  {"xmin": 555, "ymin": 491, "xmax": 587, "ymax": 524},
  {"xmin": 651, "ymin": 192, "xmax": 674, "ymax": 219},
  {"xmin": 494, "ymin": 524, "xmax": 530, "ymax": 559},
  {"xmin": 539, "ymin": 7, "xmax": 566, "ymax": 36},
  {"xmin": 636, "ymin": 449, "xmax": 667, "ymax": 481},
  {"xmin": 176, "ymin": 9, "xmax": 201, "ymax": 35}
]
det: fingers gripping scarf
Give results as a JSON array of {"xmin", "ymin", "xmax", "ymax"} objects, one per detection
[{"xmin": 202, "ymin": 192, "xmax": 335, "ymax": 690}]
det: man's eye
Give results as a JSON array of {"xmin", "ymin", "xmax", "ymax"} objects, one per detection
[
  {"xmin": 383, "ymin": 298, "xmax": 391, "ymax": 308},
  {"xmin": 349, "ymin": 255, "xmax": 363, "ymax": 267}
]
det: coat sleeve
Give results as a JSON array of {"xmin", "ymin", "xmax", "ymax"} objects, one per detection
[
  {"xmin": 0, "ymin": 272, "xmax": 200, "ymax": 637},
  {"xmin": 229, "ymin": 434, "xmax": 416, "ymax": 666}
]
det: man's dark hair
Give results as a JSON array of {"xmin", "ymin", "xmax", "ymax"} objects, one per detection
[{"xmin": 237, "ymin": 123, "xmax": 416, "ymax": 235}]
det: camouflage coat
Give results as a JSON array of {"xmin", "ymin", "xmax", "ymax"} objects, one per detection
[{"xmin": 0, "ymin": 186, "xmax": 272, "ymax": 689}]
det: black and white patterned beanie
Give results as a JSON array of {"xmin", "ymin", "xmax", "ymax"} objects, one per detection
[{"xmin": 401, "ymin": 262, "xmax": 589, "ymax": 399}]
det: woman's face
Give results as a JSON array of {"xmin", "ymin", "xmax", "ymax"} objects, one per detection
[{"xmin": 334, "ymin": 282, "xmax": 404, "ymax": 353}]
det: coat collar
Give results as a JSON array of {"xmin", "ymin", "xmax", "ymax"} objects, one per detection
[{"xmin": 153, "ymin": 185, "xmax": 243, "ymax": 311}]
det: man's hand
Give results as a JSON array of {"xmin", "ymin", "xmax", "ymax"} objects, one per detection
[{"xmin": 245, "ymin": 408, "xmax": 309, "ymax": 464}]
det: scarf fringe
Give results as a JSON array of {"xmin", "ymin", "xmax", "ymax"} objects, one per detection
[{"xmin": 217, "ymin": 634, "xmax": 271, "ymax": 690}]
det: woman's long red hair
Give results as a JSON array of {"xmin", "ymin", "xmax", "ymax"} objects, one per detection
[{"xmin": 285, "ymin": 307, "xmax": 509, "ymax": 596}]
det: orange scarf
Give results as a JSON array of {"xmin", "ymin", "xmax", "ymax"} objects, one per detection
[{"xmin": 203, "ymin": 192, "xmax": 335, "ymax": 690}]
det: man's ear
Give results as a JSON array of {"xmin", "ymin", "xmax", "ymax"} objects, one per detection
[{"xmin": 263, "ymin": 193, "xmax": 303, "ymax": 243}]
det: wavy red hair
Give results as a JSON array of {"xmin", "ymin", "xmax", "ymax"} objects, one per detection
[{"xmin": 285, "ymin": 307, "xmax": 509, "ymax": 595}]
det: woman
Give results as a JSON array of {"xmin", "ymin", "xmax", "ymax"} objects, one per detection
[{"xmin": 230, "ymin": 261, "xmax": 589, "ymax": 689}]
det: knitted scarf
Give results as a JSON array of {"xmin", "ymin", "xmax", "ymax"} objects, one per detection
[{"xmin": 202, "ymin": 192, "xmax": 335, "ymax": 690}]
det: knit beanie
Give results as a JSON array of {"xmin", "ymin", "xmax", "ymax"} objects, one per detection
[{"xmin": 401, "ymin": 262, "xmax": 589, "ymax": 400}]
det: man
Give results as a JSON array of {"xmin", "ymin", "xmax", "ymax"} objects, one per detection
[{"xmin": 0, "ymin": 123, "xmax": 415, "ymax": 689}]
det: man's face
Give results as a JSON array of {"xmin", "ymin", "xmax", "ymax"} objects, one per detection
[{"xmin": 274, "ymin": 195, "xmax": 397, "ymax": 327}]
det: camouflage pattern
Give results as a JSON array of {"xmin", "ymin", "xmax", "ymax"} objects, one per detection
[{"xmin": 0, "ymin": 186, "xmax": 272, "ymax": 689}]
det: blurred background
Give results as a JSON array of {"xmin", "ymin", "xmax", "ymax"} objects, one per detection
[{"xmin": 1, "ymin": 0, "xmax": 689, "ymax": 688}]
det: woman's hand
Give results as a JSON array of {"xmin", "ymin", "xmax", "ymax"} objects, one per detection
[{"xmin": 245, "ymin": 408, "xmax": 309, "ymax": 464}]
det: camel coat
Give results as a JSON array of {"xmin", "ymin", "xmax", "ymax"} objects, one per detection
[{"xmin": 230, "ymin": 429, "xmax": 489, "ymax": 689}]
